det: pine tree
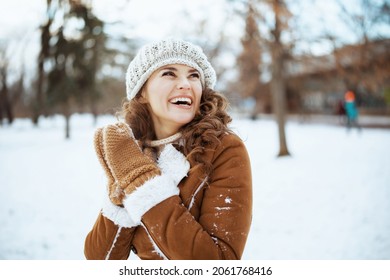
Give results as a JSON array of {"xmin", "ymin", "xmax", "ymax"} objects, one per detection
[{"xmin": 38, "ymin": 0, "xmax": 106, "ymax": 138}]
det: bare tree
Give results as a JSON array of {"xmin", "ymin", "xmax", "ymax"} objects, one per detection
[
  {"xmin": 228, "ymin": 0, "xmax": 292, "ymax": 156},
  {"xmin": 269, "ymin": 0, "xmax": 291, "ymax": 156}
]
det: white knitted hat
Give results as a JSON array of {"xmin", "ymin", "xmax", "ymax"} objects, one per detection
[{"xmin": 125, "ymin": 38, "xmax": 217, "ymax": 100}]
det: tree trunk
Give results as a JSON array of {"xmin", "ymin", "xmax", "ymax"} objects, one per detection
[
  {"xmin": 63, "ymin": 103, "xmax": 71, "ymax": 139},
  {"xmin": 0, "ymin": 67, "xmax": 14, "ymax": 125},
  {"xmin": 271, "ymin": 0, "xmax": 290, "ymax": 157},
  {"xmin": 33, "ymin": 57, "xmax": 45, "ymax": 126},
  {"xmin": 271, "ymin": 49, "xmax": 290, "ymax": 156},
  {"xmin": 33, "ymin": 18, "xmax": 52, "ymax": 126}
]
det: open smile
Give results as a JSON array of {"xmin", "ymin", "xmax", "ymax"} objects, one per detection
[{"xmin": 169, "ymin": 97, "xmax": 193, "ymax": 108}]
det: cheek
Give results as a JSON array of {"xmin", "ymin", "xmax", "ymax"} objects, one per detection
[
  {"xmin": 194, "ymin": 87, "xmax": 203, "ymax": 105},
  {"xmin": 144, "ymin": 85, "xmax": 163, "ymax": 105}
]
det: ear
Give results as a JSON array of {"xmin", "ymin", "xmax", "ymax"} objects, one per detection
[
  {"xmin": 138, "ymin": 95, "xmax": 148, "ymax": 104},
  {"xmin": 136, "ymin": 87, "xmax": 148, "ymax": 104}
]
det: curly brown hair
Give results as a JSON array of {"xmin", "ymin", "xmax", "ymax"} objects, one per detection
[{"xmin": 118, "ymin": 87, "xmax": 233, "ymax": 174}]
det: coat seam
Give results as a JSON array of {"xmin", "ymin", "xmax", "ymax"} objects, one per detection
[
  {"xmin": 188, "ymin": 176, "xmax": 208, "ymax": 210},
  {"xmin": 141, "ymin": 221, "xmax": 169, "ymax": 260},
  {"xmin": 105, "ymin": 226, "xmax": 122, "ymax": 260}
]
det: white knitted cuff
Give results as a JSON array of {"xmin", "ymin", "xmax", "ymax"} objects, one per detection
[
  {"xmin": 122, "ymin": 175, "xmax": 179, "ymax": 226},
  {"xmin": 101, "ymin": 195, "xmax": 137, "ymax": 228}
]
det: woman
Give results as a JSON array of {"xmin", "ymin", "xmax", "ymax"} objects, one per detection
[{"xmin": 84, "ymin": 38, "xmax": 252, "ymax": 260}]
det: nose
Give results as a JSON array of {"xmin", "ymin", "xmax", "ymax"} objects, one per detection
[{"xmin": 177, "ymin": 76, "xmax": 191, "ymax": 90}]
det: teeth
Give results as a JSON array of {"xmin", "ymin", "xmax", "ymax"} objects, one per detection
[{"xmin": 170, "ymin": 97, "xmax": 192, "ymax": 105}]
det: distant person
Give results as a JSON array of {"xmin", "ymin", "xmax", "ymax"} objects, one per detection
[
  {"xmin": 84, "ymin": 38, "xmax": 253, "ymax": 260},
  {"xmin": 336, "ymin": 99, "xmax": 346, "ymax": 125},
  {"xmin": 344, "ymin": 90, "xmax": 361, "ymax": 131}
]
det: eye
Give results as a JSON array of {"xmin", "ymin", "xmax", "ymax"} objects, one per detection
[
  {"xmin": 189, "ymin": 72, "xmax": 200, "ymax": 79},
  {"xmin": 162, "ymin": 71, "xmax": 175, "ymax": 77}
]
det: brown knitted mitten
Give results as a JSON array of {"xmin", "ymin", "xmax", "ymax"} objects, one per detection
[
  {"xmin": 102, "ymin": 122, "xmax": 161, "ymax": 196},
  {"xmin": 94, "ymin": 127, "xmax": 125, "ymax": 205}
]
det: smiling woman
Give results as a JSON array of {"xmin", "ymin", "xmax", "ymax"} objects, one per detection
[
  {"xmin": 84, "ymin": 38, "xmax": 253, "ymax": 260},
  {"xmin": 142, "ymin": 64, "xmax": 203, "ymax": 139}
]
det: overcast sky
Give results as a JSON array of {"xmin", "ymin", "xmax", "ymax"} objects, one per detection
[
  {"xmin": 0, "ymin": 0, "xmax": 361, "ymax": 43},
  {"xmin": 0, "ymin": 0, "xmax": 387, "ymax": 83}
]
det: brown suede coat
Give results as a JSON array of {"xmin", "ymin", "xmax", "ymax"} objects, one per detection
[{"xmin": 84, "ymin": 133, "xmax": 252, "ymax": 260}]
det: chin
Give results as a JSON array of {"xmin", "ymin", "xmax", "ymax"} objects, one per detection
[
  {"xmin": 175, "ymin": 119, "xmax": 193, "ymax": 126},
  {"xmin": 170, "ymin": 113, "xmax": 195, "ymax": 125}
]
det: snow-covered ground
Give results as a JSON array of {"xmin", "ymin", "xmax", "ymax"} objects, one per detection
[{"xmin": 0, "ymin": 114, "xmax": 389, "ymax": 260}]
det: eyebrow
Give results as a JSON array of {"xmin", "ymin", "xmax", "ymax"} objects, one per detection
[{"xmin": 159, "ymin": 66, "xmax": 199, "ymax": 74}]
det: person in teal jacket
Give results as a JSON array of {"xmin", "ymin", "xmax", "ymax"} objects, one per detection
[{"xmin": 344, "ymin": 90, "xmax": 361, "ymax": 130}]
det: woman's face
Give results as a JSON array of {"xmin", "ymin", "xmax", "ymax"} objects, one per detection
[{"xmin": 142, "ymin": 64, "xmax": 203, "ymax": 139}]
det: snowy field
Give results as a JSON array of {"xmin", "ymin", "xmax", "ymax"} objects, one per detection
[{"xmin": 0, "ymin": 114, "xmax": 389, "ymax": 260}]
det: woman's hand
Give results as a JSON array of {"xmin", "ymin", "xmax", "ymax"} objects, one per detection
[{"xmin": 94, "ymin": 122, "xmax": 161, "ymax": 205}]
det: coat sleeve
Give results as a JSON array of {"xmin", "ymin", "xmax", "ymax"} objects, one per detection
[
  {"xmin": 141, "ymin": 134, "xmax": 253, "ymax": 259},
  {"xmin": 84, "ymin": 197, "xmax": 137, "ymax": 260}
]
